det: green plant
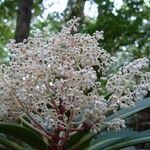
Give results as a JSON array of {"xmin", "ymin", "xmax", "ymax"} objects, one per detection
[{"xmin": 0, "ymin": 18, "xmax": 150, "ymax": 150}]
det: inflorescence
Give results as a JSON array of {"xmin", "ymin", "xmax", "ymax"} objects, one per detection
[{"xmin": 0, "ymin": 17, "xmax": 150, "ymax": 147}]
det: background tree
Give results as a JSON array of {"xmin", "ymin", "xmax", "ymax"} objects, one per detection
[
  {"xmin": 0, "ymin": 0, "xmax": 17, "ymax": 63},
  {"xmin": 15, "ymin": 0, "xmax": 33, "ymax": 43},
  {"xmin": 84, "ymin": 0, "xmax": 150, "ymax": 59},
  {"xmin": 64, "ymin": 0, "xmax": 86, "ymax": 28},
  {"xmin": 0, "ymin": 0, "xmax": 43, "ymax": 62}
]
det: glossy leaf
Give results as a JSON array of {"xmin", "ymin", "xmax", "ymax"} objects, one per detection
[
  {"xmin": 0, "ymin": 136, "xmax": 23, "ymax": 150},
  {"xmin": 67, "ymin": 131, "xmax": 90, "ymax": 149},
  {"xmin": 0, "ymin": 123, "xmax": 48, "ymax": 150},
  {"xmin": 70, "ymin": 132, "xmax": 95, "ymax": 150},
  {"xmin": 104, "ymin": 129, "xmax": 150, "ymax": 150},
  {"xmin": 88, "ymin": 129, "xmax": 134, "ymax": 150}
]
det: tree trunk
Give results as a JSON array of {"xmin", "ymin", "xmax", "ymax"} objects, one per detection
[
  {"xmin": 64, "ymin": 0, "xmax": 86, "ymax": 29},
  {"xmin": 15, "ymin": 0, "xmax": 33, "ymax": 43}
]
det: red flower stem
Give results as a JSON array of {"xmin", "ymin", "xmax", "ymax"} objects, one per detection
[
  {"xmin": 26, "ymin": 112, "xmax": 56, "ymax": 138},
  {"xmin": 62, "ymin": 110, "xmax": 73, "ymax": 146},
  {"xmin": 52, "ymin": 136, "xmax": 65, "ymax": 141},
  {"xmin": 45, "ymin": 82, "xmax": 59, "ymax": 114},
  {"xmin": 16, "ymin": 98, "xmax": 56, "ymax": 138},
  {"xmin": 51, "ymin": 98, "xmax": 60, "ymax": 114},
  {"xmin": 58, "ymin": 126, "xmax": 85, "ymax": 132},
  {"xmin": 50, "ymin": 143, "xmax": 64, "ymax": 150}
]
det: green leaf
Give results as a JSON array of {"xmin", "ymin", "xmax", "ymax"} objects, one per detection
[
  {"xmin": 0, "ymin": 136, "xmax": 23, "ymax": 150},
  {"xmin": 70, "ymin": 97, "xmax": 150, "ymax": 149},
  {"xmin": 104, "ymin": 129, "xmax": 150, "ymax": 150},
  {"xmin": 88, "ymin": 129, "xmax": 150, "ymax": 150},
  {"xmin": 67, "ymin": 131, "xmax": 89, "ymax": 149},
  {"xmin": 0, "ymin": 123, "xmax": 48, "ymax": 150},
  {"xmin": 106, "ymin": 97, "xmax": 150, "ymax": 121},
  {"xmin": 88, "ymin": 129, "xmax": 134, "ymax": 150},
  {"xmin": 70, "ymin": 132, "xmax": 95, "ymax": 150}
]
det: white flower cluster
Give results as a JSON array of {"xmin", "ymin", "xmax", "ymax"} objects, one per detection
[
  {"xmin": 107, "ymin": 58, "xmax": 150, "ymax": 110},
  {"xmin": 0, "ymin": 18, "xmax": 150, "ymax": 136},
  {"xmin": 105, "ymin": 118, "xmax": 126, "ymax": 131}
]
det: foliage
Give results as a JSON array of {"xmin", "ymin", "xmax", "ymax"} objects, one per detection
[
  {"xmin": 31, "ymin": 13, "xmax": 63, "ymax": 33},
  {"xmin": 84, "ymin": 0, "xmax": 150, "ymax": 60},
  {"xmin": 0, "ymin": 123, "xmax": 48, "ymax": 150},
  {"xmin": 0, "ymin": 0, "xmax": 44, "ymax": 62},
  {"xmin": 0, "ymin": 0, "xmax": 17, "ymax": 62},
  {"xmin": 0, "ymin": 98, "xmax": 150, "ymax": 149}
]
